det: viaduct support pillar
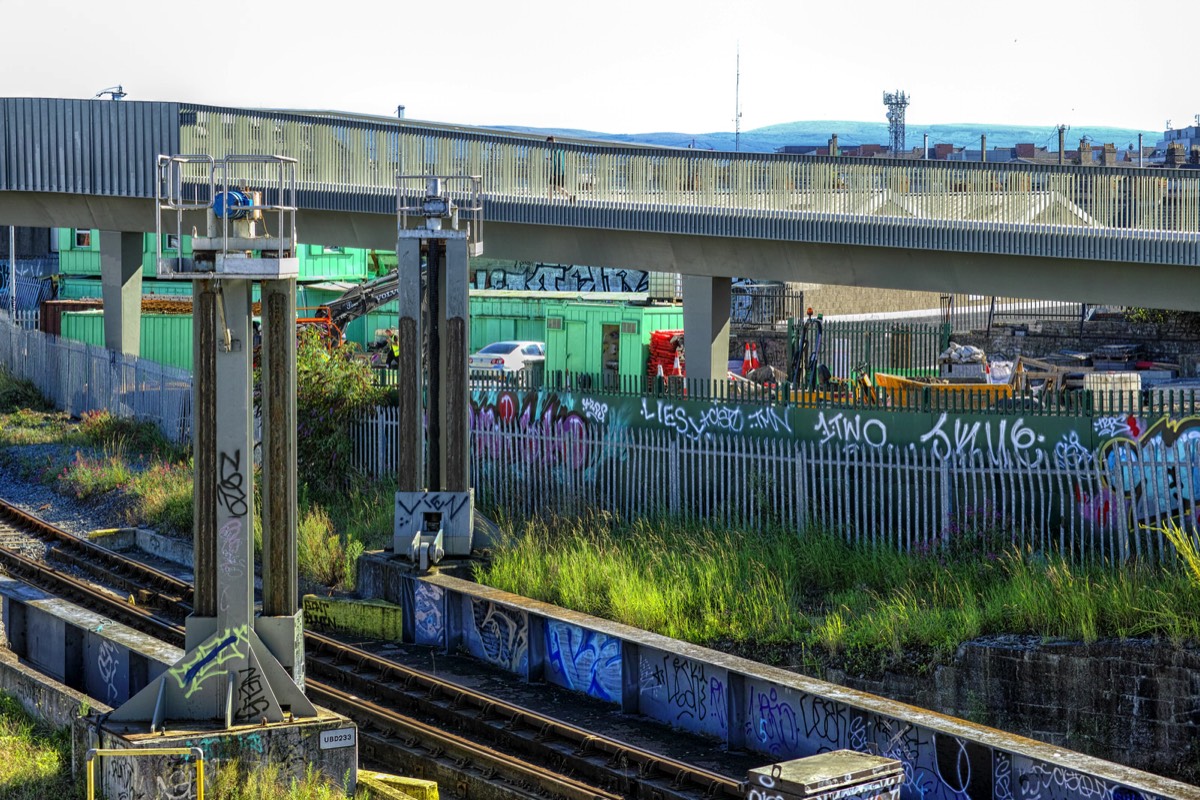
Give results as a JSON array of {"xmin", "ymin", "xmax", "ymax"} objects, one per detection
[
  {"xmin": 681, "ymin": 275, "xmax": 732, "ymax": 389},
  {"xmin": 99, "ymin": 231, "xmax": 143, "ymax": 356}
]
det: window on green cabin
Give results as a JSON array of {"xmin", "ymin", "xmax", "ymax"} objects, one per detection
[
  {"xmin": 322, "ymin": 246, "xmax": 345, "ymax": 255},
  {"xmin": 74, "ymin": 229, "xmax": 92, "ymax": 248}
]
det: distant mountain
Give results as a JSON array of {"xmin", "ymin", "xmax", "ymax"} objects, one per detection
[{"xmin": 494, "ymin": 121, "xmax": 1162, "ymax": 154}]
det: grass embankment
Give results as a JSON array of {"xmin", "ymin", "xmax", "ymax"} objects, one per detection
[
  {"xmin": 0, "ymin": 692, "xmax": 78, "ymax": 799},
  {"xmin": 0, "ymin": 692, "xmax": 359, "ymax": 799},
  {"xmin": 6, "ymin": 357, "xmax": 1199, "ymax": 669},
  {"xmin": 475, "ymin": 514, "xmax": 1200, "ymax": 675},
  {"xmin": 0, "ymin": 366, "xmax": 390, "ymax": 592}
]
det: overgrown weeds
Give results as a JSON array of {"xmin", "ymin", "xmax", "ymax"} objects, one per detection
[
  {"xmin": 0, "ymin": 691, "xmax": 79, "ymax": 799},
  {"xmin": 0, "ymin": 368, "xmax": 54, "ymax": 415},
  {"xmin": 210, "ymin": 760, "xmax": 364, "ymax": 799},
  {"xmin": 298, "ymin": 503, "xmax": 363, "ymax": 591},
  {"xmin": 476, "ymin": 514, "xmax": 1200, "ymax": 677}
]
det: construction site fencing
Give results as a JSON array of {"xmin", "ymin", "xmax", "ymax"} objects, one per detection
[
  {"xmin": 349, "ymin": 409, "xmax": 1197, "ymax": 566},
  {"xmin": 464, "ymin": 368, "xmax": 1194, "ymax": 419},
  {"xmin": 0, "ymin": 325, "xmax": 192, "ymax": 443},
  {"xmin": 789, "ymin": 319, "xmax": 952, "ymax": 380}
]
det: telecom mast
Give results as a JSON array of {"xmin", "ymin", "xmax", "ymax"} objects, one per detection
[{"xmin": 883, "ymin": 90, "xmax": 909, "ymax": 156}]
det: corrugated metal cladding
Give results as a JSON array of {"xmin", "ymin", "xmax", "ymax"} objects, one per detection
[{"xmin": 0, "ymin": 99, "xmax": 179, "ymax": 197}]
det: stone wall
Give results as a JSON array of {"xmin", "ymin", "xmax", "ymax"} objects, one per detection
[
  {"xmin": 823, "ymin": 637, "xmax": 1200, "ymax": 784},
  {"xmin": 796, "ymin": 284, "xmax": 945, "ymax": 316},
  {"xmin": 956, "ymin": 317, "xmax": 1200, "ymax": 377}
]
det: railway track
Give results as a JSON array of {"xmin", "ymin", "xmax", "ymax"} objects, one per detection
[{"xmin": 0, "ymin": 499, "xmax": 746, "ymax": 800}]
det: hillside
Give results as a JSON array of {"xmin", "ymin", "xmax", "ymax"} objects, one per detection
[{"xmin": 495, "ymin": 120, "xmax": 1161, "ymax": 154}]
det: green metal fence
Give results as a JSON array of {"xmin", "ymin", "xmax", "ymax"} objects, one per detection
[{"xmin": 788, "ymin": 318, "xmax": 953, "ymax": 382}]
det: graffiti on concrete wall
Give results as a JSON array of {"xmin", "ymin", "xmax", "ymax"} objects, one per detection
[
  {"xmin": 465, "ymin": 599, "xmax": 528, "ymax": 675},
  {"xmin": 97, "ymin": 639, "xmax": 121, "ymax": 706},
  {"xmin": 107, "ymin": 753, "xmax": 137, "ymax": 800},
  {"xmin": 155, "ymin": 759, "xmax": 196, "ymax": 800},
  {"xmin": 1097, "ymin": 415, "xmax": 1200, "ymax": 522},
  {"xmin": 744, "ymin": 682, "xmax": 849, "ymax": 760},
  {"xmin": 485, "ymin": 262, "xmax": 649, "ymax": 294},
  {"xmin": 1007, "ymin": 752, "xmax": 1147, "ymax": 800},
  {"xmin": 413, "ymin": 582, "xmax": 445, "ymax": 647},
  {"xmin": 544, "ymin": 621, "xmax": 622, "ymax": 703},
  {"xmin": 639, "ymin": 650, "xmax": 728, "ymax": 739}
]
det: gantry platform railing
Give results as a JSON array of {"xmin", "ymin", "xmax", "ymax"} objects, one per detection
[{"xmin": 3, "ymin": 98, "xmax": 1199, "ymax": 265}]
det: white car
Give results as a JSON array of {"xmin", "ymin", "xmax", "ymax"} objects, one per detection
[{"xmin": 469, "ymin": 341, "xmax": 545, "ymax": 375}]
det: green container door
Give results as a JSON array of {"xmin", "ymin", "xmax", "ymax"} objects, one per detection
[
  {"xmin": 61, "ymin": 311, "xmax": 195, "ymax": 370},
  {"xmin": 564, "ymin": 320, "xmax": 587, "ymax": 374},
  {"xmin": 59, "ymin": 310, "xmax": 105, "ymax": 345},
  {"xmin": 139, "ymin": 314, "xmax": 195, "ymax": 369}
]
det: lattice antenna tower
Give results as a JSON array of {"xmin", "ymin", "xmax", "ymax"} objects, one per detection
[{"xmin": 883, "ymin": 90, "xmax": 909, "ymax": 156}]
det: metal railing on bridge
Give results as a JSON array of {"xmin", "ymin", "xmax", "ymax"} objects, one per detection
[
  {"xmin": 171, "ymin": 102, "xmax": 1200, "ymax": 266},
  {"xmin": 4, "ymin": 98, "xmax": 1199, "ymax": 264}
]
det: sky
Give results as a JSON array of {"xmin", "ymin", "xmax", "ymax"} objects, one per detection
[{"xmin": 1, "ymin": 0, "xmax": 1183, "ymax": 136}]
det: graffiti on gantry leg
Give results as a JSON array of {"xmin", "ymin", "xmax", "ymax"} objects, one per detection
[{"xmin": 169, "ymin": 626, "xmax": 248, "ymax": 698}]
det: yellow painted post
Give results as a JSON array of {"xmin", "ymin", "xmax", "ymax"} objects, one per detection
[{"xmin": 85, "ymin": 747, "xmax": 205, "ymax": 800}]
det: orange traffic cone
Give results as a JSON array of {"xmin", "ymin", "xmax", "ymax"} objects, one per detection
[
  {"xmin": 656, "ymin": 363, "xmax": 665, "ymax": 378},
  {"xmin": 750, "ymin": 343, "xmax": 761, "ymax": 372},
  {"xmin": 742, "ymin": 343, "xmax": 752, "ymax": 376},
  {"xmin": 673, "ymin": 354, "xmax": 682, "ymax": 376}
]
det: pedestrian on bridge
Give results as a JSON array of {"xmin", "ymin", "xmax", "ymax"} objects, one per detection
[{"xmin": 547, "ymin": 137, "xmax": 573, "ymax": 202}]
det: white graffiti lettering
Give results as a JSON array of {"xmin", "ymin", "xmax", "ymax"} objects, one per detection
[
  {"xmin": 639, "ymin": 399, "xmax": 744, "ymax": 441},
  {"xmin": 1054, "ymin": 431, "xmax": 1093, "ymax": 469},
  {"xmin": 920, "ymin": 413, "xmax": 1047, "ymax": 467},
  {"xmin": 814, "ymin": 411, "xmax": 888, "ymax": 449},
  {"xmin": 97, "ymin": 640, "xmax": 120, "ymax": 705},
  {"xmin": 218, "ymin": 518, "xmax": 244, "ymax": 578},
  {"xmin": 747, "ymin": 406, "xmax": 792, "ymax": 434},
  {"xmin": 580, "ymin": 397, "xmax": 609, "ymax": 424},
  {"xmin": 1094, "ymin": 415, "xmax": 1138, "ymax": 439}
]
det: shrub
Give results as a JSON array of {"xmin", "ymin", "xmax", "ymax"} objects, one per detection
[
  {"xmin": 126, "ymin": 458, "xmax": 194, "ymax": 535},
  {"xmin": 55, "ymin": 449, "xmax": 134, "ymax": 499},
  {"xmin": 298, "ymin": 503, "xmax": 356, "ymax": 589},
  {"xmin": 288, "ymin": 329, "xmax": 385, "ymax": 500},
  {"xmin": 79, "ymin": 409, "xmax": 179, "ymax": 457}
]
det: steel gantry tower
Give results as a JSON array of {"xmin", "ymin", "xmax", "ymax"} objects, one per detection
[{"xmin": 883, "ymin": 90, "xmax": 910, "ymax": 157}]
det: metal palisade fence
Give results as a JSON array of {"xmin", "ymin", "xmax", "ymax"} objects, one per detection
[
  {"xmin": 352, "ymin": 406, "xmax": 1196, "ymax": 566},
  {"xmin": 0, "ymin": 325, "xmax": 192, "ymax": 443}
]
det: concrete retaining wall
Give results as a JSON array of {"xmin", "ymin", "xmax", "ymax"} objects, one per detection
[
  {"xmin": 357, "ymin": 556, "xmax": 1200, "ymax": 800},
  {"xmin": 824, "ymin": 638, "xmax": 1200, "ymax": 786}
]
